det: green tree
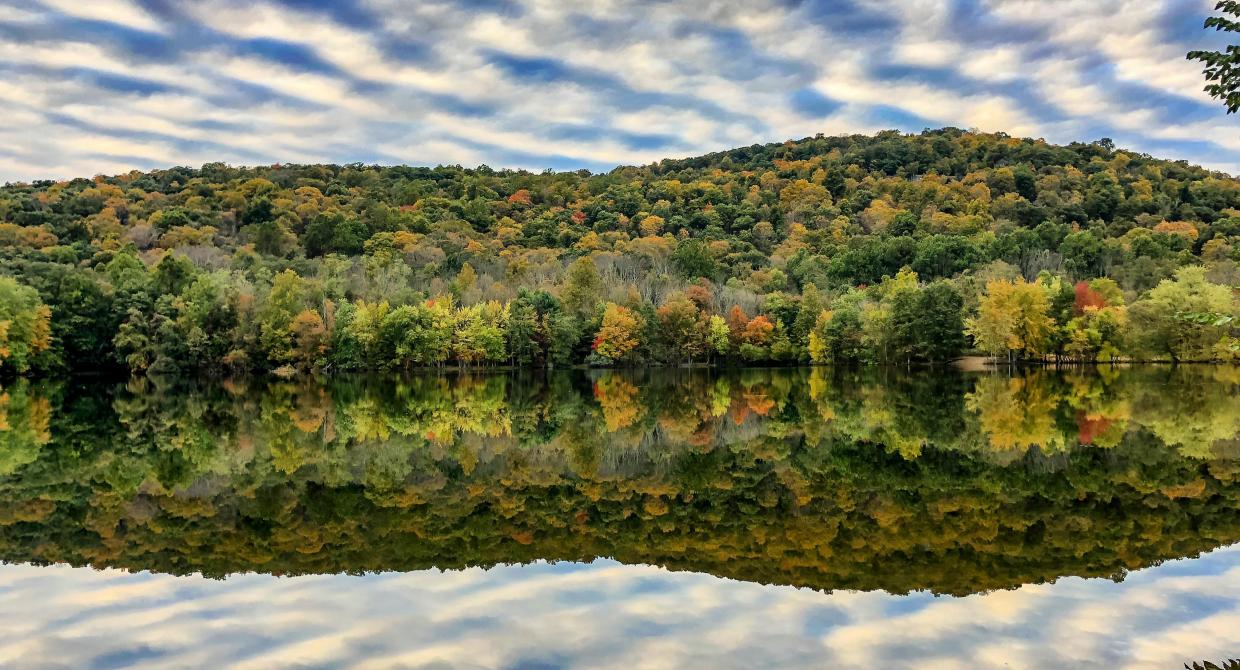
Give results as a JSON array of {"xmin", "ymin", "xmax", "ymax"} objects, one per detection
[
  {"xmin": 1061, "ymin": 230, "xmax": 1104, "ymax": 278},
  {"xmin": 1128, "ymin": 266, "xmax": 1237, "ymax": 361},
  {"xmin": 671, "ymin": 239, "xmax": 718, "ymax": 279},
  {"xmin": 171, "ymin": 272, "xmax": 241, "ymax": 370},
  {"xmin": 453, "ymin": 301, "xmax": 507, "ymax": 366},
  {"xmin": 304, "ymin": 213, "xmax": 368, "ymax": 257},
  {"xmin": 792, "ymin": 282, "xmax": 825, "ymax": 349},
  {"xmin": 911, "ymin": 281, "xmax": 966, "ymax": 362},
  {"xmin": 153, "ymin": 253, "xmax": 196, "ymax": 295},
  {"xmin": 6, "ymin": 263, "xmax": 116, "ymax": 372},
  {"xmin": 381, "ymin": 299, "xmax": 455, "ymax": 368},
  {"xmin": 259, "ymin": 270, "xmax": 313, "ymax": 367},
  {"xmin": 812, "ymin": 291, "xmax": 867, "ymax": 363},
  {"xmin": 332, "ymin": 300, "xmax": 389, "ymax": 369},
  {"xmin": 507, "ymin": 297, "xmax": 540, "ymax": 366},
  {"xmin": 545, "ymin": 311, "xmax": 580, "ymax": 367},
  {"xmin": 561, "ymin": 257, "xmax": 602, "ymax": 322}
]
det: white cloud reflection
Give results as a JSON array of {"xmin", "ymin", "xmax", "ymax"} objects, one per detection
[{"xmin": 0, "ymin": 544, "xmax": 1237, "ymax": 669}]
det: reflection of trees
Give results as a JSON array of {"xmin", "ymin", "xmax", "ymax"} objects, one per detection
[
  {"xmin": 0, "ymin": 367, "xmax": 1237, "ymax": 596},
  {"xmin": 593, "ymin": 375, "xmax": 643, "ymax": 432},
  {"xmin": 1129, "ymin": 368, "xmax": 1240, "ymax": 460},
  {"xmin": 967, "ymin": 373, "xmax": 1064, "ymax": 453},
  {"xmin": 0, "ymin": 381, "xmax": 51, "ymax": 476}
]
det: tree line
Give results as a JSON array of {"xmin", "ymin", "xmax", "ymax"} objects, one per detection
[{"xmin": 0, "ymin": 128, "xmax": 1237, "ymax": 375}]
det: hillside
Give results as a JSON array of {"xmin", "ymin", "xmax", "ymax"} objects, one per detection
[{"xmin": 0, "ymin": 128, "xmax": 1237, "ymax": 375}]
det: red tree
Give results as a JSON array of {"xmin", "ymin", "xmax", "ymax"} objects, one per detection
[{"xmin": 1073, "ymin": 281, "xmax": 1106, "ymax": 315}]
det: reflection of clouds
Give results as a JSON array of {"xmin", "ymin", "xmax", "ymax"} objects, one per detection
[{"xmin": 0, "ymin": 547, "xmax": 1236, "ymax": 669}]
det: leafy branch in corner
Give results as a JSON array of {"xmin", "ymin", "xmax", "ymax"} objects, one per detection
[{"xmin": 1188, "ymin": 1, "xmax": 1240, "ymax": 113}]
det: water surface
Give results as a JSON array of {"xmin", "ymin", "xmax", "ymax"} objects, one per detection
[{"xmin": 1, "ymin": 367, "xmax": 1238, "ymax": 668}]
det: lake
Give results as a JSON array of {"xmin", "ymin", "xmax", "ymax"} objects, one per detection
[{"xmin": 1, "ymin": 367, "xmax": 1238, "ymax": 668}]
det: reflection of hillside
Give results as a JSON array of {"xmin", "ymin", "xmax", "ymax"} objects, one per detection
[{"xmin": 0, "ymin": 367, "xmax": 1237, "ymax": 595}]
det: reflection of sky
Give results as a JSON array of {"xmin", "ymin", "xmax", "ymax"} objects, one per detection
[{"xmin": 1, "ymin": 546, "xmax": 1237, "ymax": 670}]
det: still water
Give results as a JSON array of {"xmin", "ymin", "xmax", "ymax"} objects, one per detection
[{"xmin": 0, "ymin": 367, "xmax": 1237, "ymax": 668}]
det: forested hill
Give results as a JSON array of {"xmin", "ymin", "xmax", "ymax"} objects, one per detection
[{"xmin": 0, "ymin": 128, "xmax": 1237, "ymax": 376}]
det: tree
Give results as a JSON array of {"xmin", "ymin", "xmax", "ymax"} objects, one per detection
[
  {"xmin": 726, "ymin": 305, "xmax": 749, "ymax": 348},
  {"xmin": 381, "ymin": 299, "xmax": 455, "ymax": 368},
  {"xmin": 811, "ymin": 290, "xmax": 867, "ymax": 363},
  {"xmin": 152, "ymin": 253, "xmax": 196, "ymax": 295},
  {"xmin": 453, "ymin": 301, "xmax": 507, "ymax": 366},
  {"xmin": 332, "ymin": 300, "xmax": 388, "ymax": 369},
  {"xmin": 290, "ymin": 309, "xmax": 328, "ymax": 370},
  {"xmin": 1060, "ymin": 230, "xmax": 1104, "ymax": 278},
  {"xmin": 453, "ymin": 263, "xmax": 479, "ymax": 303},
  {"xmin": 592, "ymin": 303, "xmax": 643, "ymax": 363},
  {"xmin": 7, "ymin": 263, "xmax": 117, "ymax": 372},
  {"xmin": 884, "ymin": 282, "xmax": 921, "ymax": 364},
  {"xmin": 741, "ymin": 315, "xmax": 775, "ymax": 346},
  {"xmin": 807, "ymin": 311, "xmax": 831, "ymax": 364},
  {"xmin": 0, "ymin": 277, "xmax": 51, "ymax": 373},
  {"xmin": 671, "ymin": 239, "xmax": 718, "ymax": 279},
  {"xmin": 507, "ymin": 298, "xmax": 540, "ymax": 366},
  {"xmin": 967, "ymin": 279, "xmax": 1054, "ymax": 361},
  {"xmin": 638, "ymin": 215, "xmax": 664, "ymax": 236},
  {"xmin": 362, "ymin": 234, "xmax": 412, "ymax": 299},
  {"xmin": 113, "ymin": 308, "xmax": 156, "ymax": 372},
  {"xmin": 1073, "ymin": 280, "xmax": 1107, "ymax": 314},
  {"xmin": 304, "ymin": 213, "xmax": 367, "ymax": 257},
  {"xmin": 1063, "ymin": 304, "xmax": 1126, "ymax": 362},
  {"xmin": 1188, "ymin": 1, "xmax": 1240, "ymax": 113},
  {"xmin": 1083, "ymin": 172, "xmax": 1123, "ymax": 222},
  {"xmin": 258, "ymin": 270, "xmax": 313, "ymax": 367},
  {"xmin": 561, "ymin": 257, "xmax": 602, "ymax": 322},
  {"xmin": 656, "ymin": 295, "xmax": 706, "ymax": 364},
  {"xmin": 170, "ymin": 272, "xmax": 241, "ymax": 371},
  {"xmin": 545, "ymin": 311, "xmax": 581, "ymax": 367},
  {"xmin": 911, "ymin": 281, "xmax": 966, "ymax": 362},
  {"xmin": 241, "ymin": 196, "xmax": 295, "ymax": 256},
  {"xmin": 707, "ymin": 315, "xmax": 730, "ymax": 361},
  {"xmin": 792, "ymin": 283, "xmax": 825, "ymax": 348},
  {"xmin": 864, "ymin": 268, "xmax": 920, "ymax": 363},
  {"xmin": 1128, "ymin": 266, "xmax": 1236, "ymax": 361}
]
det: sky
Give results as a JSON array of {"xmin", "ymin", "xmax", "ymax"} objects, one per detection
[
  {"xmin": 1, "ymin": 547, "xmax": 1238, "ymax": 668},
  {"xmin": 0, "ymin": 0, "xmax": 1237, "ymax": 183}
]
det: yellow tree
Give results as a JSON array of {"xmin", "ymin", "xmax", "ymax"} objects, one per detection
[
  {"xmin": 593, "ymin": 303, "xmax": 643, "ymax": 362},
  {"xmin": 807, "ymin": 310, "xmax": 833, "ymax": 364},
  {"xmin": 967, "ymin": 279, "xmax": 1053, "ymax": 362},
  {"xmin": 290, "ymin": 309, "xmax": 328, "ymax": 370}
]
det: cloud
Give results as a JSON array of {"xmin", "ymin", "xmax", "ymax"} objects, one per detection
[
  {"xmin": 0, "ymin": 546, "xmax": 1237, "ymax": 668},
  {"xmin": 0, "ymin": 0, "xmax": 1235, "ymax": 182}
]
